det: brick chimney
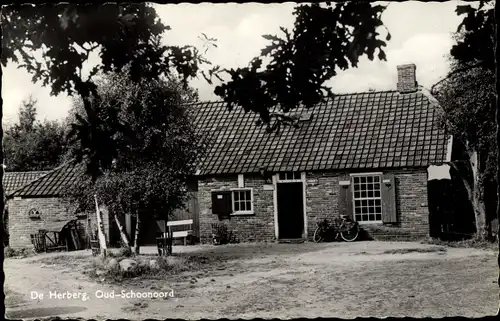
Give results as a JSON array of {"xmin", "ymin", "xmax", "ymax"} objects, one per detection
[{"xmin": 397, "ymin": 64, "xmax": 418, "ymax": 93}]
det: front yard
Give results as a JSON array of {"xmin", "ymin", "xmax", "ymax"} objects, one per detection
[{"xmin": 4, "ymin": 241, "xmax": 498, "ymax": 319}]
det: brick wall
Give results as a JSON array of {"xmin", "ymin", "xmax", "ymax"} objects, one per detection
[
  {"xmin": 198, "ymin": 168, "xmax": 430, "ymax": 243},
  {"xmin": 306, "ymin": 168, "xmax": 430, "ymax": 240},
  {"xmin": 198, "ymin": 174, "xmax": 275, "ymax": 243},
  {"xmin": 397, "ymin": 64, "xmax": 418, "ymax": 93},
  {"xmin": 7, "ymin": 196, "xmax": 100, "ymax": 249}
]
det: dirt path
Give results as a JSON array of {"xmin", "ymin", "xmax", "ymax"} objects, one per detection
[{"xmin": 5, "ymin": 242, "xmax": 498, "ymax": 319}]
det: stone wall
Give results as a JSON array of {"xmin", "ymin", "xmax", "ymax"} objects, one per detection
[
  {"xmin": 7, "ymin": 196, "xmax": 101, "ymax": 249},
  {"xmin": 197, "ymin": 168, "xmax": 430, "ymax": 243},
  {"xmin": 198, "ymin": 174, "xmax": 275, "ymax": 243}
]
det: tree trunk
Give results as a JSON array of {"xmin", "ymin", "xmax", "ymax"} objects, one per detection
[
  {"xmin": 132, "ymin": 213, "xmax": 141, "ymax": 255},
  {"xmin": 495, "ymin": 33, "xmax": 500, "ymax": 314},
  {"xmin": 113, "ymin": 213, "xmax": 130, "ymax": 249},
  {"xmin": 468, "ymin": 151, "xmax": 488, "ymax": 240},
  {"xmin": 451, "ymin": 151, "xmax": 488, "ymax": 240},
  {"xmin": 1, "ymin": 94, "xmax": 5, "ymax": 308},
  {"xmin": 94, "ymin": 195, "xmax": 107, "ymax": 258}
]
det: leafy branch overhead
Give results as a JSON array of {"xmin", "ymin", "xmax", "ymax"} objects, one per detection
[
  {"xmin": 212, "ymin": 2, "xmax": 391, "ymax": 128},
  {"xmin": 1, "ymin": 3, "xmax": 213, "ymax": 177},
  {"xmin": 1, "ymin": 4, "xmax": 212, "ymax": 96},
  {"xmin": 452, "ymin": 1, "xmax": 495, "ymax": 71}
]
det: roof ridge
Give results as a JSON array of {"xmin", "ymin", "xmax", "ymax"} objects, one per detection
[
  {"xmin": 4, "ymin": 170, "xmax": 51, "ymax": 174},
  {"xmin": 183, "ymin": 90, "xmax": 409, "ymax": 107}
]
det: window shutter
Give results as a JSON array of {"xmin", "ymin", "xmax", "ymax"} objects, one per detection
[
  {"xmin": 381, "ymin": 174, "xmax": 397, "ymax": 223},
  {"xmin": 211, "ymin": 191, "xmax": 232, "ymax": 217},
  {"xmin": 338, "ymin": 175, "xmax": 354, "ymax": 219}
]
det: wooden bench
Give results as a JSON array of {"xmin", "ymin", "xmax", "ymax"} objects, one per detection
[{"xmin": 167, "ymin": 219, "xmax": 194, "ymax": 246}]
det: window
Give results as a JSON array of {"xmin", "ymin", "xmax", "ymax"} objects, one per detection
[
  {"xmin": 352, "ymin": 174, "xmax": 382, "ymax": 223},
  {"xmin": 232, "ymin": 189, "xmax": 253, "ymax": 214},
  {"xmin": 278, "ymin": 171, "xmax": 301, "ymax": 180}
]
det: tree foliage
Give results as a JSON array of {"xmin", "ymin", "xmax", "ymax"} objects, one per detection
[
  {"xmin": 451, "ymin": 1, "xmax": 495, "ymax": 71},
  {"xmin": 3, "ymin": 96, "xmax": 68, "ymax": 171},
  {"xmin": 431, "ymin": 1, "xmax": 496, "ymax": 241},
  {"xmin": 63, "ymin": 73, "xmax": 203, "ymax": 222},
  {"xmin": 212, "ymin": 2, "xmax": 390, "ymax": 130},
  {"xmin": 1, "ymin": 3, "xmax": 211, "ymax": 178}
]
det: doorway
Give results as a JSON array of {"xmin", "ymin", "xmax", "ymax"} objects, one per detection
[{"xmin": 276, "ymin": 182, "xmax": 305, "ymax": 239}]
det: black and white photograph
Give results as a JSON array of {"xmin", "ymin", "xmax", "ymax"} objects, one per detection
[{"xmin": 1, "ymin": 1, "xmax": 498, "ymax": 319}]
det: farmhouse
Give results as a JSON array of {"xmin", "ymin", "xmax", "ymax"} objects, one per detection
[
  {"xmin": 190, "ymin": 64, "xmax": 453, "ymax": 242},
  {"xmin": 5, "ymin": 162, "xmax": 199, "ymax": 249},
  {"xmin": 3, "ymin": 171, "xmax": 49, "ymax": 245},
  {"xmin": 6, "ymin": 63, "xmax": 462, "ymax": 248},
  {"xmin": 5, "ymin": 163, "xmax": 99, "ymax": 249}
]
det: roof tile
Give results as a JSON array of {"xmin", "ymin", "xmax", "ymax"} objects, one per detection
[{"xmin": 190, "ymin": 90, "xmax": 449, "ymax": 175}]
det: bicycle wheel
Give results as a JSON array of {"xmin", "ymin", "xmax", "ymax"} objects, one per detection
[
  {"xmin": 340, "ymin": 226, "xmax": 359, "ymax": 242},
  {"xmin": 313, "ymin": 226, "xmax": 324, "ymax": 243}
]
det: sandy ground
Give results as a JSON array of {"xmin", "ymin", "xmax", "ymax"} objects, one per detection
[{"xmin": 4, "ymin": 241, "xmax": 499, "ymax": 320}]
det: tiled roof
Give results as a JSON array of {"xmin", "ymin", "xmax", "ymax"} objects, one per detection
[
  {"xmin": 190, "ymin": 89, "xmax": 449, "ymax": 175},
  {"xmin": 3, "ymin": 171, "xmax": 50, "ymax": 194},
  {"xmin": 8, "ymin": 162, "xmax": 85, "ymax": 198}
]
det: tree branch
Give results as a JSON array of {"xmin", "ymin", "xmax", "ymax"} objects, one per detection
[{"xmin": 431, "ymin": 61, "xmax": 483, "ymax": 94}]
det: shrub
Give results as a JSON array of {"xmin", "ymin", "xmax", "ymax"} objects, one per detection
[
  {"xmin": 4, "ymin": 246, "xmax": 15, "ymax": 258},
  {"xmin": 4, "ymin": 246, "xmax": 34, "ymax": 258},
  {"xmin": 421, "ymin": 237, "xmax": 497, "ymax": 250}
]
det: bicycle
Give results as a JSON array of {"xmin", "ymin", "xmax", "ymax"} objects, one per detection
[{"xmin": 313, "ymin": 215, "xmax": 360, "ymax": 243}]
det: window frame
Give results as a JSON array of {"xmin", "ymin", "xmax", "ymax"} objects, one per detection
[
  {"xmin": 350, "ymin": 172, "xmax": 383, "ymax": 224},
  {"xmin": 277, "ymin": 171, "xmax": 301, "ymax": 182},
  {"xmin": 230, "ymin": 187, "xmax": 254, "ymax": 215}
]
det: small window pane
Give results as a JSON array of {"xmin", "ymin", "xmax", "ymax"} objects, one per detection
[
  {"xmin": 246, "ymin": 201, "xmax": 251, "ymax": 210},
  {"xmin": 352, "ymin": 175, "xmax": 382, "ymax": 223},
  {"xmin": 375, "ymin": 214, "xmax": 382, "ymax": 221},
  {"xmin": 234, "ymin": 192, "xmax": 239, "ymax": 201},
  {"xmin": 279, "ymin": 173, "xmax": 286, "ymax": 180},
  {"xmin": 234, "ymin": 202, "xmax": 240, "ymax": 211},
  {"xmin": 245, "ymin": 191, "xmax": 251, "ymax": 200}
]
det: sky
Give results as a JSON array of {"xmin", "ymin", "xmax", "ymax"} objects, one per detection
[{"xmin": 1, "ymin": 1, "xmax": 468, "ymax": 126}]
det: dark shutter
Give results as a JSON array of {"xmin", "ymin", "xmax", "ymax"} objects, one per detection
[
  {"xmin": 211, "ymin": 191, "xmax": 232, "ymax": 217},
  {"xmin": 381, "ymin": 174, "xmax": 398, "ymax": 223},
  {"xmin": 338, "ymin": 175, "xmax": 354, "ymax": 219}
]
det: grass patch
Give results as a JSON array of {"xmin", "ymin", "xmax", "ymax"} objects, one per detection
[
  {"xmin": 85, "ymin": 253, "xmax": 227, "ymax": 284},
  {"xmin": 5, "ymin": 286, "xmax": 25, "ymax": 307},
  {"xmin": 34, "ymin": 254, "xmax": 93, "ymax": 269},
  {"xmin": 421, "ymin": 237, "xmax": 497, "ymax": 250},
  {"xmin": 382, "ymin": 246, "xmax": 447, "ymax": 255},
  {"xmin": 4, "ymin": 246, "xmax": 35, "ymax": 258}
]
